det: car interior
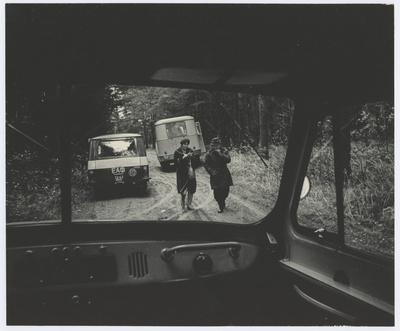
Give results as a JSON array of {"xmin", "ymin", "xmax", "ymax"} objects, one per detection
[{"xmin": 5, "ymin": 4, "xmax": 394, "ymax": 326}]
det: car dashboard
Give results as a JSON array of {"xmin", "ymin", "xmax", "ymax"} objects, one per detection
[
  {"xmin": 8, "ymin": 240, "xmax": 258, "ymax": 288},
  {"xmin": 7, "ymin": 221, "xmax": 283, "ymax": 326}
]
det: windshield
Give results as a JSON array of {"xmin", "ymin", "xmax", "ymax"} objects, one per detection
[
  {"xmin": 95, "ymin": 138, "xmax": 144, "ymax": 158},
  {"xmin": 6, "ymin": 85, "xmax": 293, "ymax": 224},
  {"xmin": 166, "ymin": 121, "xmax": 187, "ymax": 138}
]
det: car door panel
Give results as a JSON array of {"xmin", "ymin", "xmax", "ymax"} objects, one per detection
[{"xmin": 279, "ymin": 105, "xmax": 394, "ymax": 326}]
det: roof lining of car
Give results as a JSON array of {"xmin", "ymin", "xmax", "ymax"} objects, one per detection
[{"xmin": 6, "ymin": 4, "xmax": 394, "ymax": 106}]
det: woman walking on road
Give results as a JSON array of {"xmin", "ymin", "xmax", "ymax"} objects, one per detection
[
  {"xmin": 174, "ymin": 138, "xmax": 197, "ymax": 210},
  {"xmin": 204, "ymin": 137, "xmax": 233, "ymax": 213}
]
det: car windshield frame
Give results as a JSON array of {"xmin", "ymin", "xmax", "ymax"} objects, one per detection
[{"xmin": 95, "ymin": 138, "xmax": 145, "ymax": 158}]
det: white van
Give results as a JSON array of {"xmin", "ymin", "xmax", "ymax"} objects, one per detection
[
  {"xmin": 154, "ymin": 115, "xmax": 206, "ymax": 171},
  {"xmin": 88, "ymin": 133, "xmax": 150, "ymax": 198}
]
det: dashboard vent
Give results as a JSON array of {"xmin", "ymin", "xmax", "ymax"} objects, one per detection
[{"xmin": 128, "ymin": 252, "xmax": 149, "ymax": 278}]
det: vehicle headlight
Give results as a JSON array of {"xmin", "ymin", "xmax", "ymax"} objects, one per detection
[{"xmin": 128, "ymin": 168, "xmax": 137, "ymax": 177}]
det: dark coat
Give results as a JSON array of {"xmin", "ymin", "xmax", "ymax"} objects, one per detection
[
  {"xmin": 174, "ymin": 147, "xmax": 197, "ymax": 194},
  {"xmin": 204, "ymin": 149, "xmax": 233, "ymax": 189}
]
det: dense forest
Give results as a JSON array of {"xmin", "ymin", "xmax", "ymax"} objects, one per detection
[
  {"xmin": 107, "ymin": 86, "xmax": 294, "ymax": 153},
  {"xmin": 6, "ymin": 84, "xmax": 295, "ymax": 158},
  {"xmin": 7, "ymin": 84, "xmax": 393, "ymax": 156}
]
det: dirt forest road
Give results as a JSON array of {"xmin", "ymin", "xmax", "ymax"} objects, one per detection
[{"xmin": 73, "ymin": 149, "xmax": 270, "ymax": 224}]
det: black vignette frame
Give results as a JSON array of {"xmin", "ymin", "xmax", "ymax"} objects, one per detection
[{"xmin": 5, "ymin": 4, "xmax": 394, "ymax": 326}]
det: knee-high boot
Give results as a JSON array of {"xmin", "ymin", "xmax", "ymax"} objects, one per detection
[
  {"xmin": 181, "ymin": 194, "xmax": 186, "ymax": 210},
  {"xmin": 187, "ymin": 192, "xmax": 194, "ymax": 210}
]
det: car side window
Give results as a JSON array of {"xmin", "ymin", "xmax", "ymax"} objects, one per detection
[
  {"xmin": 297, "ymin": 116, "xmax": 338, "ymax": 234},
  {"xmin": 195, "ymin": 122, "xmax": 202, "ymax": 135},
  {"xmin": 297, "ymin": 102, "xmax": 394, "ymax": 258}
]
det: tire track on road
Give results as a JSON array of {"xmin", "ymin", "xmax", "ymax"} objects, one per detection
[
  {"xmin": 81, "ymin": 150, "xmax": 270, "ymax": 224},
  {"xmin": 175, "ymin": 180, "xmax": 214, "ymax": 221},
  {"xmin": 134, "ymin": 174, "xmax": 177, "ymax": 219},
  {"xmin": 228, "ymin": 192, "xmax": 268, "ymax": 220}
]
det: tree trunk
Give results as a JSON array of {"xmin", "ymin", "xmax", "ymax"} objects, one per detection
[
  {"xmin": 150, "ymin": 120, "xmax": 155, "ymax": 149},
  {"xmin": 143, "ymin": 122, "xmax": 148, "ymax": 148},
  {"xmin": 238, "ymin": 93, "xmax": 245, "ymax": 146},
  {"xmin": 242, "ymin": 94, "xmax": 250, "ymax": 145},
  {"xmin": 232, "ymin": 93, "xmax": 239, "ymax": 146},
  {"xmin": 258, "ymin": 95, "xmax": 269, "ymax": 159}
]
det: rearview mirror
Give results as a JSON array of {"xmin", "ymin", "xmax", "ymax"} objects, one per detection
[{"xmin": 300, "ymin": 176, "xmax": 311, "ymax": 200}]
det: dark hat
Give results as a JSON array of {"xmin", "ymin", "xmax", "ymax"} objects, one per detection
[
  {"xmin": 180, "ymin": 138, "xmax": 190, "ymax": 145},
  {"xmin": 210, "ymin": 137, "xmax": 221, "ymax": 146}
]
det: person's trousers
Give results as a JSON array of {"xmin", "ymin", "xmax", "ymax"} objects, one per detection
[{"xmin": 213, "ymin": 186, "xmax": 230, "ymax": 209}]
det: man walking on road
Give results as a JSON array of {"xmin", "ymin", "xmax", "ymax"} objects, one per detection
[
  {"xmin": 174, "ymin": 138, "xmax": 197, "ymax": 210},
  {"xmin": 204, "ymin": 137, "xmax": 233, "ymax": 213}
]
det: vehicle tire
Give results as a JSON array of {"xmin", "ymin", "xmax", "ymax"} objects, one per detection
[
  {"xmin": 160, "ymin": 162, "xmax": 168, "ymax": 172},
  {"xmin": 93, "ymin": 185, "xmax": 103, "ymax": 200},
  {"xmin": 138, "ymin": 182, "xmax": 147, "ymax": 195}
]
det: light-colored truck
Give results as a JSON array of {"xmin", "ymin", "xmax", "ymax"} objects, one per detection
[{"xmin": 154, "ymin": 115, "xmax": 206, "ymax": 171}]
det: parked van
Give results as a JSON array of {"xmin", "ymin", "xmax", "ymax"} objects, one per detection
[
  {"xmin": 88, "ymin": 133, "xmax": 150, "ymax": 198},
  {"xmin": 154, "ymin": 116, "xmax": 206, "ymax": 171}
]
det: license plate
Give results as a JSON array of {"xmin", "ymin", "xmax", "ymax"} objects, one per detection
[
  {"xmin": 112, "ymin": 167, "xmax": 125, "ymax": 175},
  {"xmin": 114, "ymin": 175, "xmax": 124, "ymax": 183}
]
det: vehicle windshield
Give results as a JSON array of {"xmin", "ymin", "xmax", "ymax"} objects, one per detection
[
  {"xmin": 6, "ymin": 86, "xmax": 292, "ymax": 224},
  {"xmin": 6, "ymin": 84, "xmax": 395, "ymax": 259},
  {"xmin": 166, "ymin": 121, "xmax": 187, "ymax": 138},
  {"xmin": 96, "ymin": 139, "xmax": 144, "ymax": 158}
]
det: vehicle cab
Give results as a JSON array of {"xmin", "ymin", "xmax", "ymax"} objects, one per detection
[
  {"xmin": 88, "ymin": 133, "xmax": 150, "ymax": 197},
  {"xmin": 5, "ymin": 4, "xmax": 394, "ymax": 327}
]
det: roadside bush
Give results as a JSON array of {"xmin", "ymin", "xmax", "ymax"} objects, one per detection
[
  {"xmin": 298, "ymin": 141, "xmax": 394, "ymax": 257},
  {"xmin": 230, "ymin": 145, "xmax": 286, "ymax": 208},
  {"xmin": 6, "ymin": 149, "xmax": 61, "ymax": 222},
  {"xmin": 343, "ymin": 142, "xmax": 394, "ymax": 256}
]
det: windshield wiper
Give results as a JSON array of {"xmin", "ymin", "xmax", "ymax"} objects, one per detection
[{"xmin": 7, "ymin": 122, "xmax": 51, "ymax": 153}]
